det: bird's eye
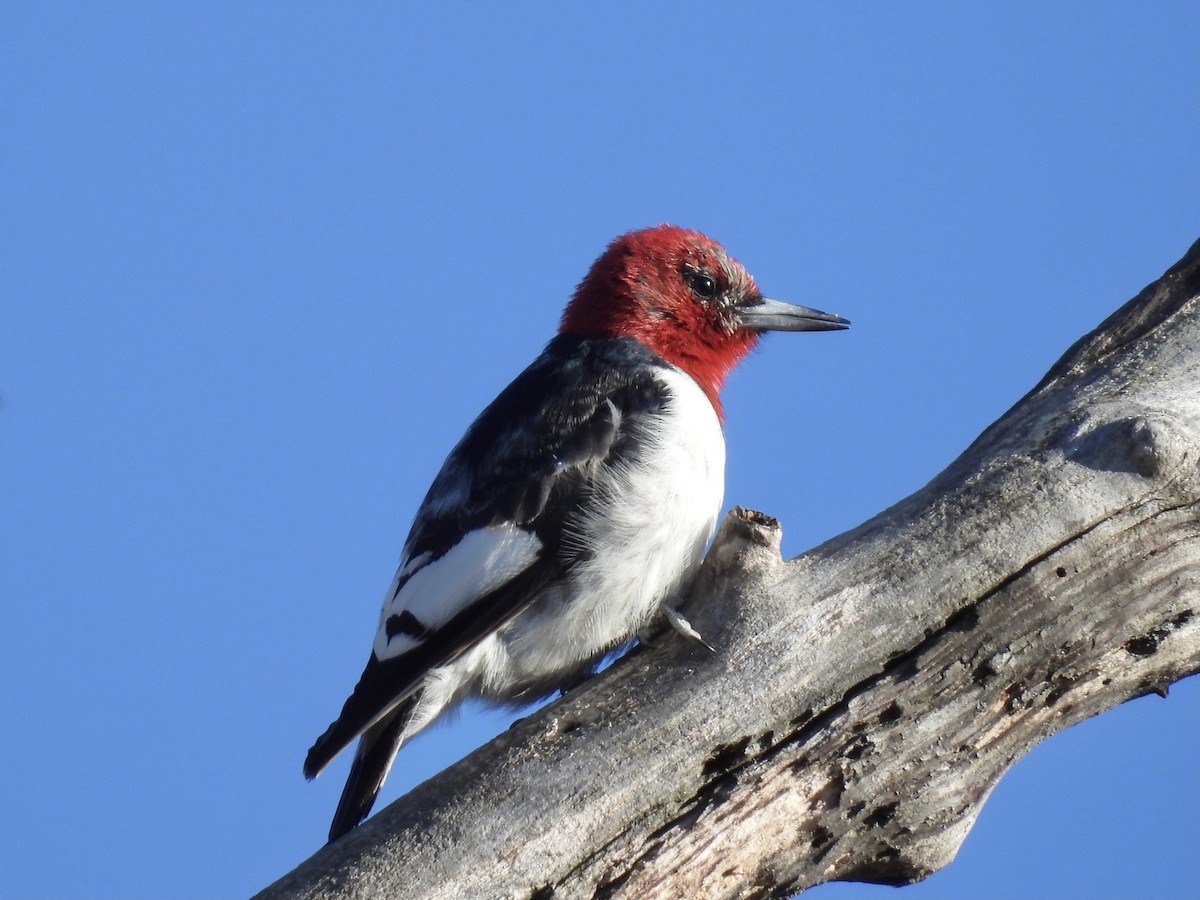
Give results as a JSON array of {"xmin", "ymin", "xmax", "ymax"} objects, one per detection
[{"xmin": 685, "ymin": 270, "xmax": 718, "ymax": 300}]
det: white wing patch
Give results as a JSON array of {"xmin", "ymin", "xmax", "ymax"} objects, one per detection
[{"xmin": 373, "ymin": 525, "xmax": 543, "ymax": 660}]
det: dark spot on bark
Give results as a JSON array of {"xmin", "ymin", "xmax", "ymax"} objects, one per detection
[
  {"xmin": 844, "ymin": 735, "xmax": 873, "ymax": 761},
  {"xmin": 529, "ymin": 885, "xmax": 554, "ymax": 900},
  {"xmin": 864, "ymin": 802, "xmax": 899, "ymax": 828},
  {"xmin": 891, "ymin": 654, "xmax": 920, "ymax": 683},
  {"xmin": 1124, "ymin": 633, "xmax": 1161, "ymax": 657},
  {"xmin": 1045, "ymin": 676, "xmax": 1077, "ymax": 706},
  {"xmin": 810, "ymin": 825, "xmax": 833, "ymax": 849},
  {"xmin": 791, "ymin": 709, "xmax": 814, "ymax": 729},
  {"xmin": 1056, "ymin": 566, "xmax": 1068, "ymax": 577},
  {"xmin": 1004, "ymin": 680, "xmax": 1029, "ymax": 712},
  {"xmin": 972, "ymin": 660, "xmax": 997, "ymax": 685},
  {"xmin": 1172, "ymin": 609, "xmax": 1194, "ymax": 628},
  {"xmin": 702, "ymin": 737, "xmax": 752, "ymax": 778},
  {"xmin": 878, "ymin": 702, "xmax": 903, "ymax": 725},
  {"xmin": 945, "ymin": 606, "xmax": 979, "ymax": 632},
  {"xmin": 848, "ymin": 801, "xmax": 865, "ymax": 818}
]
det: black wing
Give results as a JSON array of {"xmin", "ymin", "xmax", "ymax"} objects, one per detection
[{"xmin": 304, "ymin": 335, "xmax": 671, "ymax": 780}]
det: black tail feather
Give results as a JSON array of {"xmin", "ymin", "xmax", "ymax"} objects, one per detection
[
  {"xmin": 304, "ymin": 655, "xmax": 417, "ymax": 781},
  {"xmin": 326, "ymin": 699, "xmax": 413, "ymax": 843}
]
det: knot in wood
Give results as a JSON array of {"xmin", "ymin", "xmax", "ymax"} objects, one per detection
[{"xmin": 1064, "ymin": 413, "xmax": 1180, "ymax": 478}]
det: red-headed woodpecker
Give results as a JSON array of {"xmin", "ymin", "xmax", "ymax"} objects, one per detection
[{"xmin": 305, "ymin": 225, "xmax": 849, "ymax": 841}]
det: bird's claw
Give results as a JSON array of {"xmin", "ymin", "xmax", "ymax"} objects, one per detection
[{"xmin": 663, "ymin": 606, "xmax": 715, "ymax": 653}]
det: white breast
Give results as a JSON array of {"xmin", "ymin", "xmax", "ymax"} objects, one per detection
[{"xmin": 491, "ymin": 366, "xmax": 726, "ymax": 685}]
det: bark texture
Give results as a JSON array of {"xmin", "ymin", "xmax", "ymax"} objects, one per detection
[{"xmin": 256, "ymin": 239, "xmax": 1200, "ymax": 900}]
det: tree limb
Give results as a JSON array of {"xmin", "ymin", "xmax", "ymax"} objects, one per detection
[{"xmin": 255, "ymin": 239, "xmax": 1200, "ymax": 900}]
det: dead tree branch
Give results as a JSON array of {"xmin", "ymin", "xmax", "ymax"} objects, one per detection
[{"xmin": 256, "ymin": 239, "xmax": 1200, "ymax": 900}]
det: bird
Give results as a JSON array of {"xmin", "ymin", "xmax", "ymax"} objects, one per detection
[{"xmin": 304, "ymin": 224, "xmax": 849, "ymax": 842}]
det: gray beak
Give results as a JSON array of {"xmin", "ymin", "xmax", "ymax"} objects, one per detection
[{"xmin": 735, "ymin": 296, "xmax": 850, "ymax": 332}]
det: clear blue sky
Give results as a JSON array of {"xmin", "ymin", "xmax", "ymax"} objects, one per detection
[{"xmin": 2, "ymin": 4, "xmax": 1197, "ymax": 899}]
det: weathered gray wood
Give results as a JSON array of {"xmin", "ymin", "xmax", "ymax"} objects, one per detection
[{"xmin": 255, "ymin": 239, "xmax": 1200, "ymax": 900}]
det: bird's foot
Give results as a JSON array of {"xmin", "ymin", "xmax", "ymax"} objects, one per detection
[{"xmin": 663, "ymin": 606, "xmax": 715, "ymax": 653}]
